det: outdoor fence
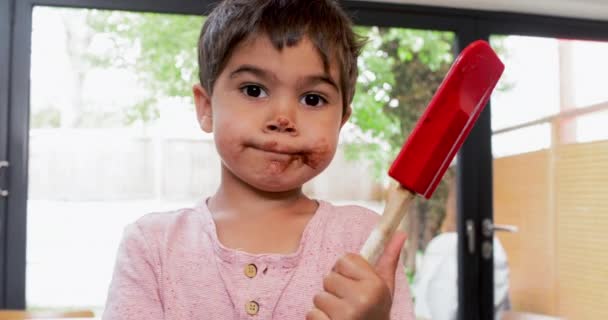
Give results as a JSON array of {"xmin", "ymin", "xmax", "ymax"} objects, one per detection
[{"xmin": 28, "ymin": 128, "xmax": 381, "ymax": 202}]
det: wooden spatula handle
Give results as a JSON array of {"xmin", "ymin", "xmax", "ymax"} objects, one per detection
[{"xmin": 360, "ymin": 185, "xmax": 416, "ymax": 264}]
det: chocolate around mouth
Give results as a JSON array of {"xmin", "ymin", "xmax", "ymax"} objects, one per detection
[
  {"xmin": 246, "ymin": 141, "xmax": 323, "ymax": 170},
  {"xmin": 257, "ymin": 141, "xmax": 301, "ymax": 155}
]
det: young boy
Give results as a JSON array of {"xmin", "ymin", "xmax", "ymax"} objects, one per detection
[{"xmin": 103, "ymin": 0, "xmax": 414, "ymax": 319}]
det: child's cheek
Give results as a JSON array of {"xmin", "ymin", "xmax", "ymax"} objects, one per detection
[
  {"xmin": 303, "ymin": 138, "xmax": 335, "ymax": 170},
  {"xmin": 214, "ymin": 125, "xmax": 243, "ymax": 160}
]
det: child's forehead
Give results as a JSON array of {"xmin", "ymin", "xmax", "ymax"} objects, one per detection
[{"xmin": 225, "ymin": 32, "xmax": 342, "ymax": 82}]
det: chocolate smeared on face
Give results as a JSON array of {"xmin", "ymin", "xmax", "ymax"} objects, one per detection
[
  {"xmin": 267, "ymin": 160, "xmax": 290, "ymax": 174},
  {"xmin": 247, "ymin": 138, "xmax": 333, "ymax": 171},
  {"xmin": 277, "ymin": 117, "xmax": 291, "ymax": 128},
  {"xmin": 300, "ymin": 138, "xmax": 333, "ymax": 170}
]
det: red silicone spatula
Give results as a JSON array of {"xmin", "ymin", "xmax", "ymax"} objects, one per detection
[{"xmin": 360, "ymin": 40, "xmax": 504, "ymax": 263}]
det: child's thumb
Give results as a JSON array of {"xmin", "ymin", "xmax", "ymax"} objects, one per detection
[{"xmin": 374, "ymin": 231, "xmax": 407, "ymax": 295}]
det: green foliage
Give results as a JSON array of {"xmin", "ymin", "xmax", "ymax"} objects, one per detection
[
  {"xmin": 405, "ymin": 266, "xmax": 416, "ymax": 285},
  {"xmin": 85, "ymin": 10, "xmax": 205, "ymax": 124},
  {"xmin": 123, "ymin": 97, "xmax": 161, "ymax": 125},
  {"xmin": 31, "ymin": 107, "xmax": 61, "ymax": 128},
  {"xmin": 347, "ymin": 27, "xmax": 454, "ymax": 182}
]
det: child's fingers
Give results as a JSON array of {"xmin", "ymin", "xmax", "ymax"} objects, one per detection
[
  {"xmin": 332, "ymin": 252, "xmax": 375, "ymax": 281},
  {"xmin": 305, "ymin": 307, "xmax": 330, "ymax": 320},
  {"xmin": 374, "ymin": 231, "xmax": 407, "ymax": 295},
  {"xmin": 312, "ymin": 291, "xmax": 352, "ymax": 319},
  {"xmin": 323, "ymin": 270, "xmax": 357, "ymax": 299}
]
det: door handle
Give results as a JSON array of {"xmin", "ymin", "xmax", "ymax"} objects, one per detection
[
  {"xmin": 0, "ymin": 161, "xmax": 8, "ymax": 197},
  {"xmin": 482, "ymin": 219, "xmax": 518, "ymax": 237},
  {"xmin": 479, "ymin": 219, "xmax": 518, "ymax": 260},
  {"xmin": 466, "ymin": 219, "xmax": 475, "ymax": 254}
]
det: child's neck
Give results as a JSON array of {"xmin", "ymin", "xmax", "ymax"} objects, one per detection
[
  {"xmin": 206, "ymin": 165, "xmax": 318, "ymax": 255},
  {"xmin": 209, "ymin": 166, "xmax": 316, "ymax": 219}
]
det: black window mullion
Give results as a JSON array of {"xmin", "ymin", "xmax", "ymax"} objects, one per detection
[
  {"xmin": 29, "ymin": 0, "xmax": 218, "ymax": 15},
  {"xmin": 455, "ymin": 28, "xmax": 494, "ymax": 320},
  {"xmin": 6, "ymin": 0, "xmax": 33, "ymax": 309},
  {"xmin": 0, "ymin": 0, "xmax": 14, "ymax": 308},
  {"xmin": 343, "ymin": 0, "xmax": 476, "ymax": 31}
]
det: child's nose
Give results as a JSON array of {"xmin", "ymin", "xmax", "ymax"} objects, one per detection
[{"xmin": 264, "ymin": 116, "xmax": 298, "ymax": 135}]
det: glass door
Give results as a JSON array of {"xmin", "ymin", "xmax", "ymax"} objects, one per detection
[{"xmin": 490, "ymin": 35, "xmax": 608, "ymax": 320}]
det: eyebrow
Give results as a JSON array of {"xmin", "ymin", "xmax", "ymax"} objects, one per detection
[
  {"xmin": 229, "ymin": 64, "xmax": 340, "ymax": 93},
  {"xmin": 230, "ymin": 65, "xmax": 276, "ymax": 82}
]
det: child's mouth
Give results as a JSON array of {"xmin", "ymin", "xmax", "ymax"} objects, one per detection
[
  {"xmin": 246, "ymin": 140, "xmax": 322, "ymax": 170},
  {"xmin": 257, "ymin": 141, "xmax": 301, "ymax": 155},
  {"xmin": 253, "ymin": 143, "xmax": 303, "ymax": 172}
]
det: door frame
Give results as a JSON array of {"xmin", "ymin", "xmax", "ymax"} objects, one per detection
[{"xmin": 0, "ymin": 0, "xmax": 13, "ymax": 308}]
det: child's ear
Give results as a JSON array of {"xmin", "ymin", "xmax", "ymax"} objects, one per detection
[
  {"xmin": 340, "ymin": 106, "xmax": 352, "ymax": 128},
  {"xmin": 193, "ymin": 83, "xmax": 213, "ymax": 133}
]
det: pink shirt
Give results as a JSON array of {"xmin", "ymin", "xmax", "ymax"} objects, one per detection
[{"xmin": 103, "ymin": 200, "xmax": 415, "ymax": 319}]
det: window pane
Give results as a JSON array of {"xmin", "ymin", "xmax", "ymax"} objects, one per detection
[
  {"xmin": 491, "ymin": 34, "xmax": 608, "ymax": 320},
  {"xmin": 490, "ymin": 36, "xmax": 560, "ymax": 132},
  {"xmin": 567, "ymin": 40, "xmax": 608, "ymax": 108},
  {"xmin": 28, "ymin": 6, "xmax": 207, "ymax": 314},
  {"xmin": 575, "ymin": 109, "xmax": 608, "ymax": 143},
  {"xmin": 492, "ymin": 124, "xmax": 551, "ymax": 157}
]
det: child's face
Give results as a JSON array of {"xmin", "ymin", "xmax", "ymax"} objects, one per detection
[{"xmin": 193, "ymin": 34, "xmax": 350, "ymax": 192}]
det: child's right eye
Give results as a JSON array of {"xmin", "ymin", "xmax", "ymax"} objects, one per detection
[{"xmin": 240, "ymin": 85, "xmax": 268, "ymax": 98}]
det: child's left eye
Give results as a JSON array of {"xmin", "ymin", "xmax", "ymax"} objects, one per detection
[{"xmin": 300, "ymin": 94, "xmax": 327, "ymax": 107}]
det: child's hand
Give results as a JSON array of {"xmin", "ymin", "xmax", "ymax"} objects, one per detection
[{"xmin": 307, "ymin": 232, "xmax": 407, "ymax": 320}]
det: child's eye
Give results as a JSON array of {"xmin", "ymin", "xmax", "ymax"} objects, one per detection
[
  {"xmin": 241, "ymin": 85, "xmax": 268, "ymax": 98},
  {"xmin": 300, "ymin": 94, "xmax": 327, "ymax": 107}
]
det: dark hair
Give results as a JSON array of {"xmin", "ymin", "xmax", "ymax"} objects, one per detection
[{"xmin": 197, "ymin": 0, "xmax": 365, "ymax": 112}]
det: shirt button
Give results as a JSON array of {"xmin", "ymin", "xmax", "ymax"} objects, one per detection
[
  {"xmin": 244, "ymin": 263, "xmax": 257, "ymax": 278},
  {"xmin": 245, "ymin": 300, "xmax": 260, "ymax": 315}
]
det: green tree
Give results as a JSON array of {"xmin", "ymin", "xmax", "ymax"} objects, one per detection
[
  {"xmin": 349, "ymin": 27, "xmax": 454, "ymax": 179},
  {"xmin": 85, "ymin": 10, "xmax": 204, "ymax": 125}
]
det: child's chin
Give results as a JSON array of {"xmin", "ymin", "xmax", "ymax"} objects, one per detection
[{"xmin": 249, "ymin": 178, "xmax": 306, "ymax": 193}]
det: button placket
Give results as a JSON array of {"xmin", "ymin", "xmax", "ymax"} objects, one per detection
[{"xmin": 243, "ymin": 262, "xmax": 260, "ymax": 316}]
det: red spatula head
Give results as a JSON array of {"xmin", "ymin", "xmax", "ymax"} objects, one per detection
[{"xmin": 388, "ymin": 40, "xmax": 504, "ymax": 199}]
